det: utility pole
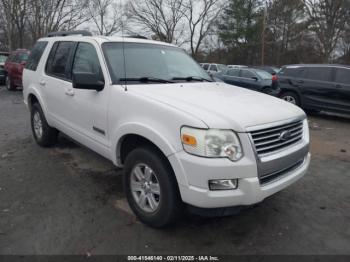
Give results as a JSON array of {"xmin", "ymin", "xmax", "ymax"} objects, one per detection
[{"xmin": 261, "ymin": 3, "xmax": 267, "ymax": 66}]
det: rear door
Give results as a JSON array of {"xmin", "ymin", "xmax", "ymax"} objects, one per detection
[
  {"xmin": 222, "ymin": 68, "xmax": 241, "ymax": 85},
  {"xmin": 42, "ymin": 41, "xmax": 76, "ymax": 129},
  {"xmin": 333, "ymin": 67, "xmax": 350, "ymax": 113},
  {"xmin": 239, "ymin": 69, "xmax": 260, "ymax": 90},
  {"xmin": 301, "ymin": 67, "xmax": 334, "ymax": 110}
]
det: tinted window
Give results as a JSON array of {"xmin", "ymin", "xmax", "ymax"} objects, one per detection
[
  {"xmin": 335, "ymin": 68, "xmax": 350, "ymax": 85},
  {"xmin": 46, "ymin": 42, "xmax": 74, "ymax": 79},
  {"xmin": 203, "ymin": 64, "xmax": 209, "ymax": 70},
  {"xmin": 226, "ymin": 69, "xmax": 239, "ymax": 77},
  {"xmin": 305, "ymin": 67, "xmax": 332, "ymax": 81},
  {"xmin": 72, "ymin": 42, "xmax": 103, "ymax": 80},
  {"xmin": 255, "ymin": 69, "xmax": 272, "ymax": 79},
  {"xmin": 279, "ymin": 67, "xmax": 306, "ymax": 78},
  {"xmin": 209, "ymin": 65, "xmax": 218, "ymax": 71},
  {"xmin": 25, "ymin": 41, "xmax": 48, "ymax": 71},
  {"xmin": 241, "ymin": 70, "xmax": 256, "ymax": 78}
]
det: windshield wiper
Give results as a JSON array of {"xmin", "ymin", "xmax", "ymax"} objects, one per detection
[
  {"xmin": 172, "ymin": 76, "xmax": 213, "ymax": 82},
  {"xmin": 120, "ymin": 77, "xmax": 174, "ymax": 83}
]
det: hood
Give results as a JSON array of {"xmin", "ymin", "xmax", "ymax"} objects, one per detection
[{"xmin": 128, "ymin": 82, "xmax": 305, "ymax": 132}]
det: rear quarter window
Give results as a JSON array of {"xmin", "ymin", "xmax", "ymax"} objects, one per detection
[
  {"xmin": 305, "ymin": 67, "xmax": 332, "ymax": 82},
  {"xmin": 25, "ymin": 41, "xmax": 48, "ymax": 71}
]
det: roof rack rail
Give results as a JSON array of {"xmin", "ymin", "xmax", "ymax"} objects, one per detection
[
  {"xmin": 125, "ymin": 35, "xmax": 148, "ymax": 40},
  {"xmin": 47, "ymin": 30, "xmax": 93, "ymax": 37}
]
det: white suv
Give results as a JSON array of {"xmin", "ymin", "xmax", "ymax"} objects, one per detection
[{"xmin": 23, "ymin": 31, "xmax": 310, "ymax": 227}]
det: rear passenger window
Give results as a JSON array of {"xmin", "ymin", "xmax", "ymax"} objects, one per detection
[
  {"xmin": 306, "ymin": 67, "xmax": 332, "ymax": 82},
  {"xmin": 335, "ymin": 68, "xmax": 350, "ymax": 85},
  {"xmin": 46, "ymin": 41, "xmax": 75, "ymax": 80},
  {"xmin": 241, "ymin": 70, "xmax": 255, "ymax": 78},
  {"xmin": 26, "ymin": 41, "xmax": 48, "ymax": 71},
  {"xmin": 226, "ymin": 69, "xmax": 239, "ymax": 77}
]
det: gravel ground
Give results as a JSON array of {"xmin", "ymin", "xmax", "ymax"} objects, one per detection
[{"xmin": 0, "ymin": 86, "xmax": 349, "ymax": 255}]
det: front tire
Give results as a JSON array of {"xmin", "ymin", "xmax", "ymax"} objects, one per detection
[
  {"xmin": 30, "ymin": 103, "xmax": 58, "ymax": 147},
  {"xmin": 123, "ymin": 146, "xmax": 182, "ymax": 228}
]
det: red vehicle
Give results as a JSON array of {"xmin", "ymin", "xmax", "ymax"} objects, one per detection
[{"xmin": 4, "ymin": 49, "xmax": 29, "ymax": 90}]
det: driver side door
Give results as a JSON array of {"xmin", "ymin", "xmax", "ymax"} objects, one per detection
[{"xmin": 65, "ymin": 41, "xmax": 110, "ymax": 152}]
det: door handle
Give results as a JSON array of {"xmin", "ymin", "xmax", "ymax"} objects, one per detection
[
  {"xmin": 65, "ymin": 89, "xmax": 75, "ymax": 96},
  {"xmin": 335, "ymin": 84, "xmax": 342, "ymax": 89},
  {"xmin": 296, "ymin": 80, "xmax": 304, "ymax": 84},
  {"xmin": 39, "ymin": 80, "xmax": 46, "ymax": 86}
]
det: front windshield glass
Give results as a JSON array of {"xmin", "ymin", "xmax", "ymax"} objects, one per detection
[
  {"xmin": 255, "ymin": 69, "xmax": 272, "ymax": 80},
  {"xmin": 102, "ymin": 42, "xmax": 211, "ymax": 84},
  {"xmin": 0, "ymin": 54, "xmax": 9, "ymax": 63}
]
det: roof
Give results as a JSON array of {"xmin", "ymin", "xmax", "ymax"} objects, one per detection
[{"xmin": 38, "ymin": 35, "xmax": 177, "ymax": 48}]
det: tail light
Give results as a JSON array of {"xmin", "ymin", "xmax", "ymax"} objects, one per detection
[{"xmin": 272, "ymin": 74, "xmax": 278, "ymax": 81}]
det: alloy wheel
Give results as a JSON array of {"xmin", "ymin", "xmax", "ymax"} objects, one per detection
[
  {"xmin": 33, "ymin": 111, "xmax": 43, "ymax": 139},
  {"xmin": 130, "ymin": 163, "xmax": 161, "ymax": 213}
]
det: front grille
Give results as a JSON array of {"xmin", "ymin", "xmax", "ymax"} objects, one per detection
[
  {"xmin": 260, "ymin": 159, "xmax": 305, "ymax": 185},
  {"xmin": 250, "ymin": 120, "xmax": 304, "ymax": 156}
]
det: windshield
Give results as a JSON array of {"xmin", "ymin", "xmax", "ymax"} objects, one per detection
[
  {"xmin": 102, "ymin": 42, "xmax": 211, "ymax": 84},
  {"xmin": 0, "ymin": 54, "xmax": 9, "ymax": 63},
  {"xmin": 255, "ymin": 69, "xmax": 272, "ymax": 80}
]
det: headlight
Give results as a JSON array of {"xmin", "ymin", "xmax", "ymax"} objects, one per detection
[{"xmin": 181, "ymin": 127, "xmax": 243, "ymax": 161}]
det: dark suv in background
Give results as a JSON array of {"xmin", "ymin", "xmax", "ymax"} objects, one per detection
[{"xmin": 278, "ymin": 64, "xmax": 350, "ymax": 115}]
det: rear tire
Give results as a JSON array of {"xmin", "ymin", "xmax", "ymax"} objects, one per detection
[
  {"xmin": 123, "ymin": 146, "xmax": 183, "ymax": 228},
  {"xmin": 5, "ymin": 76, "xmax": 15, "ymax": 91},
  {"xmin": 280, "ymin": 91, "xmax": 300, "ymax": 106},
  {"xmin": 30, "ymin": 103, "xmax": 58, "ymax": 147}
]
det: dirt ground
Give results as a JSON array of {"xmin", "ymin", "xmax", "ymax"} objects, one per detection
[{"xmin": 0, "ymin": 86, "xmax": 349, "ymax": 255}]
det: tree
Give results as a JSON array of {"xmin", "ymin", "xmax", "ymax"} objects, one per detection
[
  {"xmin": 88, "ymin": 0, "xmax": 124, "ymax": 36},
  {"xmin": 128, "ymin": 0, "xmax": 186, "ymax": 43},
  {"xmin": 265, "ymin": 0, "xmax": 307, "ymax": 65},
  {"xmin": 305, "ymin": 0, "xmax": 349, "ymax": 62},
  {"xmin": 183, "ymin": 0, "xmax": 222, "ymax": 58},
  {"xmin": 27, "ymin": 0, "xmax": 90, "ymax": 43},
  {"xmin": 218, "ymin": 0, "xmax": 264, "ymax": 64}
]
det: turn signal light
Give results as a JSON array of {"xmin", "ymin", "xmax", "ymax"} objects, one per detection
[{"xmin": 182, "ymin": 134, "xmax": 197, "ymax": 147}]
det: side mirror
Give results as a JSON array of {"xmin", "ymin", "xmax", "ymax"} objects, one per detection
[
  {"xmin": 72, "ymin": 72, "xmax": 104, "ymax": 92},
  {"xmin": 20, "ymin": 61, "xmax": 26, "ymax": 66},
  {"xmin": 251, "ymin": 76, "xmax": 258, "ymax": 81}
]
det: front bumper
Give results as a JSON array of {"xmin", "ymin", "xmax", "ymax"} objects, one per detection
[{"xmin": 168, "ymin": 137, "xmax": 310, "ymax": 209}]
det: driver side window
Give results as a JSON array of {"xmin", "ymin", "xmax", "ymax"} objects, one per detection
[{"xmin": 72, "ymin": 42, "xmax": 104, "ymax": 81}]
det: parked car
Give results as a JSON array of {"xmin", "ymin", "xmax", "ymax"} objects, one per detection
[
  {"xmin": 218, "ymin": 67, "xmax": 280, "ymax": 96},
  {"xmin": 205, "ymin": 63, "xmax": 228, "ymax": 75},
  {"xmin": 4, "ymin": 49, "xmax": 29, "ymax": 90},
  {"xmin": 0, "ymin": 51, "xmax": 9, "ymax": 85},
  {"xmin": 278, "ymin": 64, "xmax": 350, "ymax": 115},
  {"xmin": 252, "ymin": 66, "xmax": 280, "ymax": 75},
  {"xmin": 23, "ymin": 31, "xmax": 310, "ymax": 228}
]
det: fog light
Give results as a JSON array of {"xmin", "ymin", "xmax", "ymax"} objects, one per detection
[{"xmin": 209, "ymin": 179, "xmax": 238, "ymax": 191}]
